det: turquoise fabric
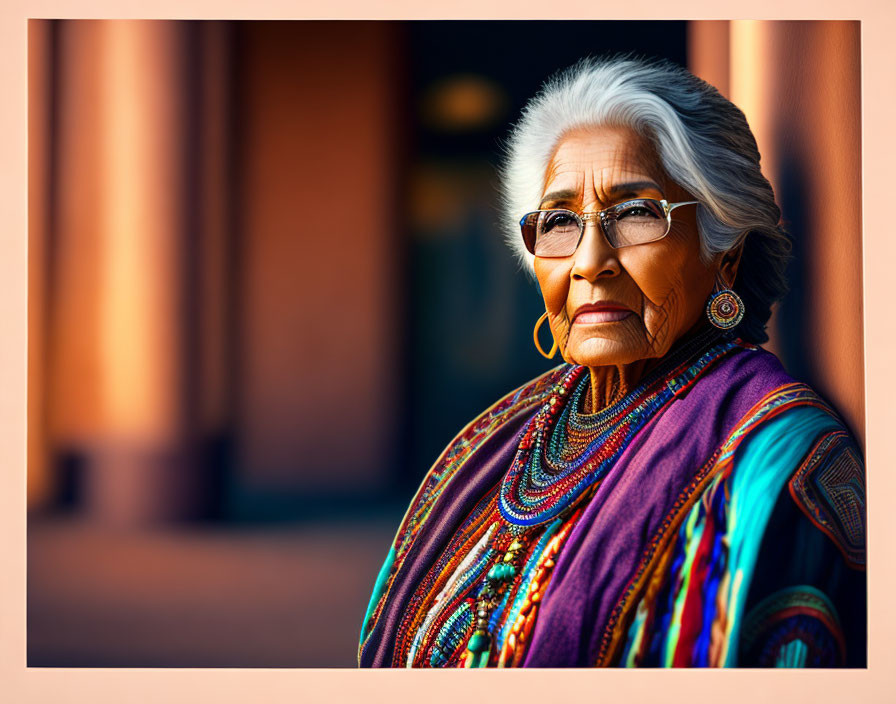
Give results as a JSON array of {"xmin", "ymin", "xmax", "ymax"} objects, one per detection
[
  {"xmin": 360, "ymin": 545, "xmax": 396, "ymax": 646},
  {"xmin": 723, "ymin": 405, "xmax": 841, "ymax": 666},
  {"xmin": 776, "ymin": 638, "xmax": 809, "ymax": 667}
]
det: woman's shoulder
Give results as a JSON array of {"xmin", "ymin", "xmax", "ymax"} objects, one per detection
[
  {"xmin": 723, "ymin": 367, "xmax": 866, "ymax": 571},
  {"xmin": 704, "ymin": 342, "xmax": 865, "ymax": 563},
  {"xmin": 432, "ymin": 363, "xmax": 573, "ymax": 475},
  {"xmin": 710, "ymin": 342, "xmax": 852, "ymax": 449},
  {"xmin": 418, "ymin": 362, "xmax": 570, "ymax": 475},
  {"xmin": 389, "ymin": 364, "xmax": 573, "ymax": 554},
  {"xmin": 425, "ymin": 362, "xmax": 572, "ymax": 477},
  {"xmin": 476, "ymin": 363, "xmax": 574, "ymax": 421},
  {"xmin": 719, "ymin": 343, "xmax": 861, "ymax": 472}
]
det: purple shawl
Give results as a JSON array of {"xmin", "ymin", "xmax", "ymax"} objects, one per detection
[{"xmin": 360, "ymin": 344, "xmax": 794, "ymax": 667}]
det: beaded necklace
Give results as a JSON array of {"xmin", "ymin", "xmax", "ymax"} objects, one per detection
[
  {"xmin": 500, "ymin": 328, "xmax": 737, "ymax": 527},
  {"xmin": 399, "ymin": 328, "xmax": 739, "ymax": 667}
]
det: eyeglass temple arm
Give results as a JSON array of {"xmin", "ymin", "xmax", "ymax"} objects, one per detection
[{"xmin": 665, "ymin": 200, "xmax": 700, "ymax": 213}]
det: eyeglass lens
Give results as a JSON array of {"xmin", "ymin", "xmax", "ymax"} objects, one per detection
[{"xmin": 521, "ymin": 200, "xmax": 670, "ymax": 256}]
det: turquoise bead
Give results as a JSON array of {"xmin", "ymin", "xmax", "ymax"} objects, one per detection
[
  {"xmin": 467, "ymin": 631, "xmax": 491, "ymax": 653},
  {"xmin": 468, "ymin": 650, "xmax": 491, "ymax": 668}
]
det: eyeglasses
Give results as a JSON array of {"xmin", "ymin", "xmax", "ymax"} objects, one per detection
[{"xmin": 519, "ymin": 199, "xmax": 699, "ymax": 257}]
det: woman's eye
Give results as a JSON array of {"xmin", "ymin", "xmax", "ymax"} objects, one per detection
[
  {"xmin": 543, "ymin": 212, "xmax": 577, "ymax": 231},
  {"xmin": 618, "ymin": 206, "xmax": 659, "ymax": 220}
]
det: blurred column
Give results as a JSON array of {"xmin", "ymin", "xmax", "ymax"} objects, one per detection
[
  {"xmin": 687, "ymin": 20, "xmax": 730, "ymax": 99},
  {"xmin": 688, "ymin": 20, "xmax": 864, "ymax": 445},
  {"xmin": 799, "ymin": 23, "xmax": 863, "ymax": 446},
  {"xmin": 28, "ymin": 21, "xmax": 53, "ymax": 511},
  {"xmin": 36, "ymin": 21, "xmax": 234, "ymax": 525},
  {"xmin": 236, "ymin": 22, "xmax": 401, "ymax": 495},
  {"xmin": 33, "ymin": 20, "xmax": 401, "ymax": 522}
]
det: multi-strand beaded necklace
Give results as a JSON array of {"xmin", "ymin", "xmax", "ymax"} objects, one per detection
[{"xmin": 395, "ymin": 328, "xmax": 738, "ymax": 668}]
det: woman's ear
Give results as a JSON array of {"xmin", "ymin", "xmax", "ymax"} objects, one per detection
[{"xmin": 719, "ymin": 242, "xmax": 744, "ymax": 288}]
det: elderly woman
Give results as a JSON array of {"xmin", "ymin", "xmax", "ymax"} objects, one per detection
[{"xmin": 358, "ymin": 57, "xmax": 865, "ymax": 668}]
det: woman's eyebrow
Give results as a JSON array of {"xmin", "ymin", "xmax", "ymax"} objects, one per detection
[
  {"xmin": 539, "ymin": 189, "xmax": 578, "ymax": 207},
  {"xmin": 540, "ymin": 182, "xmax": 663, "ymax": 208},
  {"xmin": 604, "ymin": 180, "xmax": 663, "ymax": 198}
]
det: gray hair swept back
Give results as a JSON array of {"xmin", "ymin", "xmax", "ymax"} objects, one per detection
[{"xmin": 500, "ymin": 56, "xmax": 791, "ymax": 344}]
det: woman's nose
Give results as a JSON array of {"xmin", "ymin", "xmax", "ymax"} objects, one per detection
[{"xmin": 570, "ymin": 220, "xmax": 621, "ymax": 280}]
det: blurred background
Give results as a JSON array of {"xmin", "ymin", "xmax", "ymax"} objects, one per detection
[{"xmin": 27, "ymin": 20, "xmax": 863, "ymax": 667}]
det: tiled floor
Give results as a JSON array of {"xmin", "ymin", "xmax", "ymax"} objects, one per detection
[{"xmin": 28, "ymin": 515, "xmax": 398, "ymax": 667}]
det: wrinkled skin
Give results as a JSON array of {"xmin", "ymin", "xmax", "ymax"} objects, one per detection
[{"xmin": 533, "ymin": 126, "xmax": 740, "ymax": 411}]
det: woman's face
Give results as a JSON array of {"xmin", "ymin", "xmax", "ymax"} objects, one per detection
[{"xmin": 534, "ymin": 126, "xmax": 719, "ymax": 369}]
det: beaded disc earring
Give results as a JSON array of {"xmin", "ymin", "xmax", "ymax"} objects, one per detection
[
  {"xmin": 706, "ymin": 277, "xmax": 745, "ymax": 330},
  {"xmin": 533, "ymin": 312, "xmax": 558, "ymax": 359}
]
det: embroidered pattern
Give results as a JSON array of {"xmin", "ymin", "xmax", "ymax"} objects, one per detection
[
  {"xmin": 393, "ymin": 497, "xmax": 589, "ymax": 667},
  {"xmin": 598, "ymin": 383, "xmax": 834, "ymax": 666},
  {"xmin": 358, "ymin": 366, "xmax": 566, "ymax": 657},
  {"xmin": 394, "ymin": 366, "xmax": 566, "ymax": 564},
  {"xmin": 740, "ymin": 586, "xmax": 845, "ymax": 666},
  {"xmin": 789, "ymin": 430, "xmax": 866, "ymax": 569}
]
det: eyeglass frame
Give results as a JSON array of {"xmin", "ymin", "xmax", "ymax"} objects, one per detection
[{"xmin": 519, "ymin": 198, "xmax": 700, "ymax": 257}]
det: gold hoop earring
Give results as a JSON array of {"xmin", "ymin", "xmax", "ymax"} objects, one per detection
[{"xmin": 533, "ymin": 312, "xmax": 558, "ymax": 359}]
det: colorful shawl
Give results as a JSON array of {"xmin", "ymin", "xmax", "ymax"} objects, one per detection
[{"xmin": 359, "ymin": 330, "xmax": 866, "ymax": 668}]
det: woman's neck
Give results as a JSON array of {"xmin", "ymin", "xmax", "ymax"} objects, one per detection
[
  {"xmin": 585, "ymin": 361, "xmax": 650, "ymax": 414},
  {"xmin": 583, "ymin": 322, "xmax": 720, "ymax": 414}
]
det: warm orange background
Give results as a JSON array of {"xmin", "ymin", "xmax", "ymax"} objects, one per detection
[{"xmin": 3, "ymin": 1, "xmax": 895, "ymax": 702}]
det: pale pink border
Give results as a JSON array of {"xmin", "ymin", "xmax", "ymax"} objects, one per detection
[{"xmin": 3, "ymin": 2, "xmax": 894, "ymax": 702}]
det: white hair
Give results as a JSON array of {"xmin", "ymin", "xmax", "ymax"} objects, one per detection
[{"xmin": 500, "ymin": 56, "xmax": 791, "ymax": 344}]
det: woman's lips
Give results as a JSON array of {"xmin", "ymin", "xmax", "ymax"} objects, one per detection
[
  {"xmin": 574, "ymin": 310, "xmax": 632, "ymax": 324},
  {"xmin": 571, "ymin": 304, "xmax": 633, "ymax": 325}
]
